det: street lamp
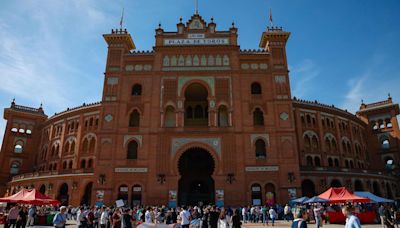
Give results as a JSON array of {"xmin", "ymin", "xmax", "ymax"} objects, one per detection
[{"xmin": 157, "ymin": 174, "xmax": 166, "ymax": 184}]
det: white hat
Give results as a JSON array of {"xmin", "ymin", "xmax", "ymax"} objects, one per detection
[{"xmin": 60, "ymin": 206, "xmax": 67, "ymax": 210}]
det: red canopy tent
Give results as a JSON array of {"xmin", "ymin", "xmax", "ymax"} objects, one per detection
[
  {"xmin": 0, "ymin": 188, "xmax": 60, "ymax": 205},
  {"xmin": 318, "ymin": 187, "xmax": 370, "ymax": 203}
]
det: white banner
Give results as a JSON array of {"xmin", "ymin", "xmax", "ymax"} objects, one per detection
[{"xmin": 164, "ymin": 38, "xmax": 229, "ymax": 46}]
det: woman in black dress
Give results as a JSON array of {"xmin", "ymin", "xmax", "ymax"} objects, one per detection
[{"xmin": 232, "ymin": 209, "xmax": 241, "ymax": 228}]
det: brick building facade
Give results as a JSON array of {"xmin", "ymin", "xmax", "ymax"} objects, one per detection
[{"xmin": 0, "ymin": 13, "xmax": 399, "ymax": 207}]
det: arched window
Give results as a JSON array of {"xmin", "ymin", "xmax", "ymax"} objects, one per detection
[
  {"xmin": 14, "ymin": 141, "xmax": 23, "ymax": 153},
  {"xmin": 346, "ymin": 142, "xmax": 352, "ymax": 154},
  {"xmin": 306, "ymin": 156, "xmax": 313, "ymax": 166},
  {"xmin": 164, "ymin": 106, "xmax": 176, "ymax": 127},
  {"xmin": 68, "ymin": 161, "xmax": 73, "ymax": 169},
  {"xmin": 381, "ymin": 138, "xmax": 390, "ymax": 150},
  {"xmin": 62, "ymin": 161, "xmax": 67, "ymax": 170},
  {"xmin": 218, "ymin": 105, "xmax": 229, "ymax": 127},
  {"xmin": 342, "ymin": 141, "xmax": 347, "ymax": 153},
  {"xmin": 129, "ymin": 110, "xmax": 140, "ymax": 127},
  {"xmin": 306, "ymin": 115, "xmax": 311, "ymax": 124},
  {"xmin": 345, "ymin": 160, "xmax": 349, "ymax": 168},
  {"xmin": 82, "ymin": 138, "xmax": 89, "ymax": 153},
  {"xmin": 328, "ymin": 158, "xmax": 333, "ymax": 167},
  {"xmin": 127, "ymin": 140, "xmax": 138, "ymax": 160},
  {"xmin": 332, "ymin": 139, "xmax": 337, "ymax": 152},
  {"xmin": 88, "ymin": 159, "xmax": 93, "ymax": 168},
  {"xmin": 251, "ymin": 184, "xmax": 262, "ymax": 205},
  {"xmin": 70, "ymin": 141, "xmax": 75, "ymax": 153},
  {"xmin": 314, "ymin": 157, "xmax": 321, "ymax": 166},
  {"xmin": 253, "ymin": 108, "xmax": 264, "ymax": 126},
  {"xmin": 81, "ymin": 160, "xmax": 86, "ymax": 169},
  {"xmin": 334, "ymin": 158, "xmax": 339, "ymax": 167},
  {"xmin": 10, "ymin": 162, "xmax": 20, "ymax": 175},
  {"xmin": 325, "ymin": 138, "xmax": 331, "ymax": 152},
  {"xmin": 89, "ymin": 139, "xmax": 96, "ymax": 154},
  {"xmin": 186, "ymin": 106, "xmax": 193, "ymax": 119},
  {"xmin": 349, "ymin": 160, "xmax": 354, "ymax": 169},
  {"xmin": 311, "ymin": 136, "xmax": 319, "ymax": 151},
  {"xmin": 304, "ymin": 135, "xmax": 311, "ymax": 150},
  {"xmin": 251, "ymin": 82, "xmax": 262, "ymax": 95},
  {"xmin": 132, "ymin": 84, "xmax": 142, "ymax": 96},
  {"xmin": 194, "ymin": 105, "xmax": 203, "ymax": 119},
  {"xmin": 255, "ymin": 139, "xmax": 266, "ymax": 159}
]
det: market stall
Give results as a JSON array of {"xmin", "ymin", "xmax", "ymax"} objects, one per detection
[
  {"xmin": 0, "ymin": 188, "xmax": 60, "ymax": 225},
  {"xmin": 318, "ymin": 187, "xmax": 371, "ymax": 224}
]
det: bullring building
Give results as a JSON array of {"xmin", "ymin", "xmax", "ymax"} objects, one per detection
[{"xmin": 0, "ymin": 13, "xmax": 399, "ymax": 207}]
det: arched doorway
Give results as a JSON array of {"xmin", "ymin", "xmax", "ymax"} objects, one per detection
[
  {"xmin": 39, "ymin": 184, "xmax": 46, "ymax": 194},
  {"xmin": 57, "ymin": 183, "xmax": 69, "ymax": 206},
  {"xmin": 386, "ymin": 183, "xmax": 393, "ymax": 199},
  {"xmin": 301, "ymin": 179, "xmax": 316, "ymax": 197},
  {"xmin": 251, "ymin": 184, "xmax": 262, "ymax": 205},
  {"xmin": 330, "ymin": 179, "xmax": 342, "ymax": 187},
  {"xmin": 178, "ymin": 147, "xmax": 215, "ymax": 206},
  {"xmin": 131, "ymin": 185, "xmax": 142, "ymax": 207},
  {"xmin": 265, "ymin": 183, "xmax": 276, "ymax": 206},
  {"xmin": 80, "ymin": 182, "xmax": 93, "ymax": 206},
  {"xmin": 184, "ymin": 83, "xmax": 209, "ymax": 126},
  {"xmin": 373, "ymin": 181, "xmax": 381, "ymax": 196},
  {"xmin": 354, "ymin": 180, "xmax": 364, "ymax": 191}
]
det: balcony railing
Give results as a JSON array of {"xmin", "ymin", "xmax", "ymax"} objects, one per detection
[{"xmin": 300, "ymin": 166, "xmax": 385, "ymax": 176}]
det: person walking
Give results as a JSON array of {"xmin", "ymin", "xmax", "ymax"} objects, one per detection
[
  {"xmin": 268, "ymin": 207, "xmax": 277, "ymax": 226},
  {"xmin": 100, "ymin": 207, "xmax": 109, "ymax": 228},
  {"xmin": 217, "ymin": 210, "xmax": 227, "ymax": 228},
  {"xmin": 7, "ymin": 205, "xmax": 20, "ymax": 228},
  {"xmin": 284, "ymin": 204, "xmax": 291, "ymax": 222},
  {"xmin": 16, "ymin": 206, "xmax": 27, "ymax": 228},
  {"xmin": 342, "ymin": 206, "xmax": 361, "ymax": 228},
  {"xmin": 313, "ymin": 205, "xmax": 323, "ymax": 228},
  {"xmin": 26, "ymin": 206, "xmax": 35, "ymax": 227},
  {"xmin": 232, "ymin": 209, "xmax": 242, "ymax": 228},
  {"xmin": 291, "ymin": 208, "xmax": 308, "ymax": 228},
  {"xmin": 261, "ymin": 206, "xmax": 268, "ymax": 226},
  {"xmin": 180, "ymin": 206, "xmax": 191, "ymax": 228},
  {"xmin": 53, "ymin": 206, "xmax": 67, "ymax": 228}
]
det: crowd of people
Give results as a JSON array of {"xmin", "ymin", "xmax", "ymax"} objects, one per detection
[{"xmin": 0, "ymin": 203, "xmax": 399, "ymax": 228}]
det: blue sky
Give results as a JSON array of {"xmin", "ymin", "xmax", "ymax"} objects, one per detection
[{"xmin": 0, "ymin": 0, "xmax": 399, "ymax": 146}]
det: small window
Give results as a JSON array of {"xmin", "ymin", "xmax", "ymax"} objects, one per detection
[
  {"xmin": 328, "ymin": 158, "xmax": 333, "ymax": 167},
  {"xmin": 314, "ymin": 157, "xmax": 321, "ymax": 167},
  {"xmin": 132, "ymin": 84, "xmax": 142, "ymax": 96},
  {"xmin": 81, "ymin": 160, "xmax": 86, "ymax": 169},
  {"xmin": 11, "ymin": 128, "xmax": 18, "ymax": 132},
  {"xmin": 129, "ymin": 110, "xmax": 140, "ymax": 127},
  {"xmin": 14, "ymin": 144, "xmax": 23, "ymax": 153},
  {"xmin": 253, "ymin": 108, "xmax": 264, "ymax": 126},
  {"xmin": 26, "ymin": 129, "xmax": 32, "ymax": 134},
  {"xmin": 306, "ymin": 156, "xmax": 313, "ymax": 166},
  {"xmin": 10, "ymin": 163, "xmax": 20, "ymax": 175},
  {"xmin": 382, "ymin": 139, "xmax": 390, "ymax": 150},
  {"xmin": 19, "ymin": 129, "xmax": 25, "ymax": 133},
  {"xmin": 251, "ymin": 82, "xmax": 262, "ymax": 95},
  {"xmin": 334, "ymin": 159, "xmax": 339, "ymax": 167}
]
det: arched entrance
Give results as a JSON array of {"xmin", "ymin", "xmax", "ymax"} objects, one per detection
[
  {"xmin": 184, "ymin": 83, "xmax": 209, "ymax": 126},
  {"xmin": 57, "ymin": 183, "xmax": 69, "ymax": 206},
  {"xmin": 80, "ymin": 182, "xmax": 93, "ymax": 206},
  {"xmin": 131, "ymin": 185, "xmax": 142, "ymax": 207},
  {"xmin": 354, "ymin": 180, "xmax": 364, "ymax": 191},
  {"xmin": 178, "ymin": 147, "xmax": 215, "ymax": 206},
  {"xmin": 301, "ymin": 179, "xmax": 316, "ymax": 197},
  {"xmin": 39, "ymin": 184, "xmax": 46, "ymax": 194},
  {"xmin": 373, "ymin": 181, "xmax": 381, "ymax": 196},
  {"xmin": 330, "ymin": 179, "xmax": 342, "ymax": 187}
]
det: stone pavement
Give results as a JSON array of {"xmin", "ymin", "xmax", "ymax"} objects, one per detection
[{"xmin": 0, "ymin": 220, "xmax": 384, "ymax": 228}]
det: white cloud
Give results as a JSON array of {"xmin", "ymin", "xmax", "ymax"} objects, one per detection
[
  {"xmin": 341, "ymin": 54, "xmax": 400, "ymax": 113},
  {"xmin": 290, "ymin": 59, "xmax": 320, "ymax": 98}
]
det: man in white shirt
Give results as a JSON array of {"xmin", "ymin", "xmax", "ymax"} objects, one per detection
[
  {"xmin": 145, "ymin": 207, "xmax": 153, "ymax": 223},
  {"xmin": 179, "ymin": 206, "xmax": 191, "ymax": 228},
  {"xmin": 342, "ymin": 205, "xmax": 361, "ymax": 228},
  {"xmin": 100, "ymin": 206, "xmax": 109, "ymax": 228}
]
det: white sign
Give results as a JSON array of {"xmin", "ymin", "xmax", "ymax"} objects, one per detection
[
  {"xmin": 164, "ymin": 38, "xmax": 229, "ymax": 46},
  {"xmin": 115, "ymin": 167, "xmax": 148, "ymax": 173},
  {"xmin": 115, "ymin": 199, "xmax": 124, "ymax": 208},
  {"xmin": 245, "ymin": 166, "xmax": 279, "ymax": 172},
  {"xmin": 188, "ymin": 34, "xmax": 205, "ymax": 39}
]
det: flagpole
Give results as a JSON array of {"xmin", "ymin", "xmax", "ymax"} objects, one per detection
[
  {"xmin": 269, "ymin": 8, "xmax": 273, "ymax": 27},
  {"xmin": 120, "ymin": 7, "xmax": 125, "ymax": 30}
]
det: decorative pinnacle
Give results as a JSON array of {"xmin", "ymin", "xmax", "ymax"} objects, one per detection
[
  {"xmin": 231, "ymin": 22, "xmax": 235, "ymax": 28},
  {"xmin": 388, "ymin": 93, "xmax": 391, "ymax": 99},
  {"xmin": 211, "ymin": 16, "xmax": 214, "ymax": 22},
  {"xmin": 158, "ymin": 22, "xmax": 162, "ymax": 28},
  {"xmin": 179, "ymin": 17, "xmax": 182, "ymax": 22}
]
